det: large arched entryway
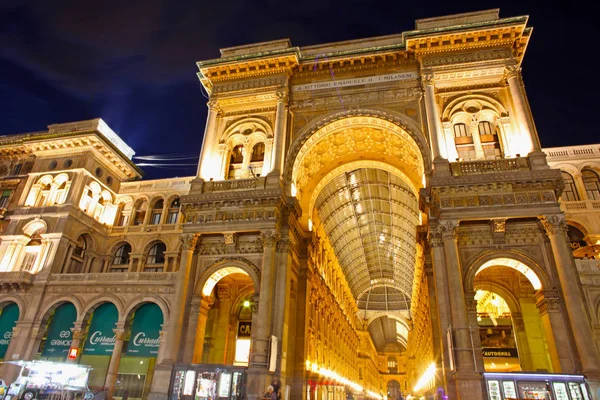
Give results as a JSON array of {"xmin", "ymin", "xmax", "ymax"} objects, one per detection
[{"xmin": 285, "ymin": 112, "xmax": 429, "ymax": 399}]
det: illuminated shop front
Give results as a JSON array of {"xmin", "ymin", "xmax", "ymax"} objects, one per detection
[
  {"xmin": 80, "ymin": 303, "xmax": 119, "ymax": 388},
  {"xmin": 0, "ymin": 302, "xmax": 19, "ymax": 361},
  {"xmin": 169, "ymin": 364, "xmax": 246, "ymax": 400},
  {"xmin": 38, "ymin": 302, "xmax": 77, "ymax": 361},
  {"xmin": 114, "ymin": 303, "xmax": 163, "ymax": 400},
  {"xmin": 484, "ymin": 372, "xmax": 591, "ymax": 400}
]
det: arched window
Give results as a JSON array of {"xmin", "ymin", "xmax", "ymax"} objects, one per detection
[
  {"xmin": 111, "ymin": 243, "xmax": 131, "ymax": 272},
  {"xmin": 37, "ymin": 182, "xmax": 52, "ymax": 207},
  {"xmin": 251, "ymin": 143, "xmax": 265, "ymax": 162},
  {"xmin": 150, "ymin": 199, "xmax": 164, "ymax": 225},
  {"xmin": 567, "ymin": 225, "xmax": 587, "ymax": 251},
  {"xmin": 582, "ymin": 169, "xmax": 600, "ymax": 200},
  {"xmin": 478, "ymin": 121, "xmax": 501, "ymax": 160},
  {"xmin": 133, "ymin": 200, "xmax": 147, "ymax": 225},
  {"xmin": 68, "ymin": 236, "xmax": 87, "ymax": 273},
  {"xmin": 22, "ymin": 230, "xmax": 43, "ymax": 272},
  {"xmin": 453, "ymin": 123, "xmax": 475, "ymax": 161},
  {"xmin": 146, "ymin": 242, "xmax": 166, "ymax": 272},
  {"xmin": 228, "ymin": 145, "xmax": 245, "ymax": 180},
  {"xmin": 561, "ymin": 172, "xmax": 580, "ymax": 202},
  {"xmin": 116, "ymin": 201, "xmax": 132, "ymax": 226},
  {"xmin": 387, "ymin": 356, "xmax": 398, "ymax": 374},
  {"xmin": 167, "ymin": 198, "xmax": 180, "ymax": 224}
]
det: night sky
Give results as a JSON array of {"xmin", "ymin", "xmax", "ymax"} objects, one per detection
[{"xmin": 1, "ymin": 1, "xmax": 596, "ymax": 180}]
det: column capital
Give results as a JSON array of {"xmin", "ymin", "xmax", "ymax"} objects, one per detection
[
  {"xmin": 427, "ymin": 230, "xmax": 444, "ymax": 247},
  {"xmin": 207, "ymin": 99, "xmax": 222, "ymax": 113},
  {"xmin": 276, "ymin": 91, "xmax": 289, "ymax": 103},
  {"xmin": 71, "ymin": 328, "xmax": 85, "ymax": 340},
  {"xmin": 540, "ymin": 214, "xmax": 568, "ymax": 236},
  {"xmin": 504, "ymin": 65, "xmax": 521, "ymax": 80},
  {"xmin": 260, "ymin": 229, "xmax": 280, "ymax": 247},
  {"xmin": 441, "ymin": 121, "xmax": 452, "ymax": 129},
  {"xmin": 438, "ymin": 220, "xmax": 460, "ymax": 240},
  {"xmin": 276, "ymin": 238, "xmax": 292, "ymax": 253},
  {"xmin": 113, "ymin": 328, "xmax": 127, "ymax": 341},
  {"xmin": 421, "ymin": 73, "xmax": 435, "ymax": 86},
  {"xmin": 180, "ymin": 233, "xmax": 199, "ymax": 251}
]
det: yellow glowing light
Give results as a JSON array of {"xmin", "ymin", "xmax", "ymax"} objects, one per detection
[
  {"xmin": 291, "ymin": 183, "xmax": 297, "ymax": 197},
  {"xmin": 305, "ymin": 360, "xmax": 311, "ymax": 371},
  {"xmin": 311, "ymin": 363, "xmax": 318, "ymax": 372},
  {"xmin": 308, "ymin": 219, "xmax": 313, "ymax": 232},
  {"xmin": 413, "ymin": 362, "xmax": 436, "ymax": 392},
  {"xmin": 243, "ymin": 300, "xmax": 250, "ymax": 308}
]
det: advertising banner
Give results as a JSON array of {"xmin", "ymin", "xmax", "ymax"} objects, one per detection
[
  {"xmin": 125, "ymin": 303, "xmax": 163, "ymax": 357},
  {"xmin": 83, "ymin": 303, "xmax": 118, "ymax": 355},
  {"xmin": 0, "ymin": 303, "xmax": 19, "ymax": 359},
  {"xmin": 42, "ymin": 303, "xmax": 76, "ymax": 357}
]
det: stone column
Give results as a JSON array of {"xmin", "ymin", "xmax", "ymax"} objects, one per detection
[
  {"xmin": 422, "ymin": 74, "xmax": 446, "ymax": 160},
  {"xmin": 505, "ymin": 66, "xmax": 540, "ymax": 153},
  {"xmin": 427, "ymin": 232, "xmax": 454, "ymax": 396},
  {"xmin": 105, "ymin": 328, "xmax": 127, "ymax": 399},
  {"xmin": 197, "ymin": 100, "xmax": 221, "ymax": 179},
  {"xmin": 162, "ymin": 233, "xmax": 198, "ymax": 362},
  {"xmin": 541, "ymin": 214, "xmax": 600, "ymax": 378},
  {"xmin": 510, "ymin": 312, "xmax": 535, "ymax": 371},
  {"xmin": 465, "ymin": 292, "xmax": 484, "ymax": 371},
  {"xmin": 442, "ymin": 122, "xmax": 459, "ymax": 161},
  {"xmin": 534, "ymin": 291, "xmax": 573, "ymax": 372},
  {"xmin": 469, "ymin": 118, "xmax": 485, "ymax": 160},
  {"xmin": 271, "ymin": 91, "xmax": 289, "ymax": 175},
  {"xmin": 250, "ymin": 229, "xmax": 279, "ymax": 367},
  {"xmin": 66, "ymin": 326, "xmax": 85, "ymax": 364},
  {"xmin": 192, "ymin": 296, "xmax": 214, "ymax": 363},
  {"xmin": 272, "ymin": 238, "xmax": 292, "ymax": 373},
  {"xmin": 437, "ymin": 221, "xmax": 484, "ymax": 399},
  {"xmin": 211, "ymin": 285, "xmax": 231, "ymax": 364}
]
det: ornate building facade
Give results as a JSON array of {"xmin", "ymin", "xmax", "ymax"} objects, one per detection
[{"xmin": 2, "ymin": 8, "xmax": 600, "ymax": 400}]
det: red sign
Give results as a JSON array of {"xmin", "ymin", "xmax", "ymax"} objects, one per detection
[{"xmin": 68, "ymin": 347, "xmax": 79, "ymax": 359}]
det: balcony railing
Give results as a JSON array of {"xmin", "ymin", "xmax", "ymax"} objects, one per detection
[
  {"xmin": 48, "ymin": 271, "xmax": 177, "ymax": 284},
  {"xmin": 560, "ymin": 200, "xmax": 600, "ymax": 212},
  {"xmin": 544, "ymin": 145, "xmax": 600, "ymax": 159},
  {"xmin": 450, "ymin": 157, "xmax": 530, "ymax": 176},
  {"xmin": 0, "ymin": 271, "xmax": 34, "ymax": 290}
]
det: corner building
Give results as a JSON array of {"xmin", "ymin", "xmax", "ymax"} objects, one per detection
[{"xmin": 2, "ymin": 8, "xmax": 600, "ymax": 400}]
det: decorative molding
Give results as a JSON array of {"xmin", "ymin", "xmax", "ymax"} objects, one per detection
[
  {"xmin": 181, "ymin": 234, "xmax": 199, "ymax": 251},
  {"xmin": 438, "ymin": 220, "xmax": 459, "ymax": 240},
  {"xmin": 260, "ymin": 229, "xmax": 280, "ymax": 247},
  {"xmin": 540, "ymin": 215, "xmax": 568, "ymax": 236}
]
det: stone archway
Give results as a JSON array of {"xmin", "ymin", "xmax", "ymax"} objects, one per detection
[
  {"xmin": 467, "ymin": 254, "xmax": 574, "ymax": 373},
  {"xmin": 190, "ymin": 258, "xmax": 260, "ymax": 365}
]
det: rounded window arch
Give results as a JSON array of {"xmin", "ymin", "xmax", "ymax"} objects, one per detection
[
  {"xmin": 166, "ymin": 197, "xmax": 180, "ymax": 224},
  {"xmin": 22, "ymin": 228, "xmax": 44, "ymax": 272},
  {"xmin": 561, "ymin": 171, "xmax": 580, "ymax": 202},
  {"xmin": 582, "ymin": 168, "xmax": 600, "ymax": 200},
  {"xmin": 228, "ymin": 145, "xmax": 245, "ymax": 180},
  {"xmin": 149, "ymin": 198, "xmax": 164, "ymax": 225},
  {"xmin": 111, "ymin": 243, "xmax": 132, "ymax": 272},
  {"xmin": 132, "ymin": 199, "xmax": 148, "ymax": 226},
  {"xmin": 67, "ymin": 235, "xmax": 89, "ymax": 273},
  {"xmin": 146, "ymin": 242, "xmax": 166, "ymax": 272},
  {"xmin": 115, "ymin": 198, "xmax": 133, "ymax": 227}
]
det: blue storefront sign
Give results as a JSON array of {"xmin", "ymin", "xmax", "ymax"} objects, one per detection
[
  {"xmin": 0, "ymin": 303, "xmax": 20, "ymax": 359},
  {"xmin": 42, "ymin": 303, "xmax": 77, "ymax": 357},
  {"xmin": 83, "ymin": 303, "xmax": 118, "ymax": 355},
  {"xmin": 125, "ymin": 303, "xmax": 163, "ymax": 357}
]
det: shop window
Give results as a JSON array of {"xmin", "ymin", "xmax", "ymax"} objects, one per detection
[
  {"xmin": 0, "ymin": 190, "xmax": 12, "ymax": 209},
  {"xmin": 68, "ymin": 236, "xmax": 87, "ymax": 273},
  {"xmin": 167, "ymin": 198, "xmax": 180, "ymax": 224},
  {"xmin": 561, "ymin": 172, "xmax": 580, "ymax": 202},
  {"xmin": 111, "ymin": 243, "xmax": 131, "ymax": 272},
  {"xmin": 150, "ymin": 199, "xmax": 164, "ymax": 225},
  {"xmin": 582, "ymin": 169, "xmax": 600, "ymax": 200},
  {"xmin": 146, "ymin": 242, "xmax": 166, "ymax": 271},
  {"xmin": 133, "ymin": 200, "xmax": 148, "ymax": 225}
]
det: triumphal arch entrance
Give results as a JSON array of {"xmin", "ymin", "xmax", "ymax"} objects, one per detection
[{"xmin": 148, "ymin": 9, "xmax": 600, "ymax": 400}]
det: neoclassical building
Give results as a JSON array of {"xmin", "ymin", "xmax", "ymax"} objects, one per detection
[{"xmin": 2, "ymin": 8, "xmax": 600, "ymax": 400}]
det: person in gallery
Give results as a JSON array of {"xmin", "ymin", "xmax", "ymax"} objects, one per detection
[{"xmin": 263, "ymin": 386, "xmax": 277, "ymax": 400}]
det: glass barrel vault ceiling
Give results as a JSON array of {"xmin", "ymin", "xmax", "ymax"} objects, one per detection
[{"xmin": 314, "ymin": 168, "xmax": 420, "ymax": 312}]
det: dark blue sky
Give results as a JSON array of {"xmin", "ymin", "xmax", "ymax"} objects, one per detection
[{"xmin": 1, "ymin": 1, "xmax": 596, "ymax": 180}]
